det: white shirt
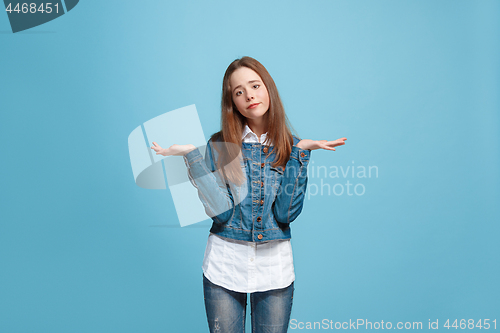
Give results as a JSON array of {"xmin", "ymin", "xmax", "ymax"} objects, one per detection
[{"xmin": 201, "ymin": 124, "xmax": 295, "ymax": 293}]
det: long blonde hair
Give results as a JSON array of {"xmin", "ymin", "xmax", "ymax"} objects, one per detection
[{"xmin": 211, "ymin": 56, "xmax": 300, "ymax": 185}]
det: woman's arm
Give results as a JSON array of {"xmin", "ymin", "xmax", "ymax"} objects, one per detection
[
  {"xmin": 272, "ymin": 145, "xmax": 310, "ymax": 224},
  {"xmin": 272, "ymin": 137, "xmax": 347, "ymax": 224},
  {"xmin": 151, "ymin": 141, "xmax": 234, "ymax": 224}
]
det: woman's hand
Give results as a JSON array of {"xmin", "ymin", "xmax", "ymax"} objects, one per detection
[
  {"xmin": 295, "ymin": 138, "xmax": 347, "ymax": 151},
  {"xmin": 150, "ymin": 142, "xmax": 197, "ymax": 156}
]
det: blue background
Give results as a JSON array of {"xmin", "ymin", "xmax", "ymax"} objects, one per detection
[{"xmin": 1, "ymin": 0, "xmax": 499, "ymax": 332}]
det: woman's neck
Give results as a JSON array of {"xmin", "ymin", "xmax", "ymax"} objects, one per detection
[{"xmin": 245, "ymin": 119, "xmax": 268, "ymax": 140}]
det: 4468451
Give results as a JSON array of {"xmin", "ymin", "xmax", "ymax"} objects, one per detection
[
  {"xmin": 5, "ymin": 3, "xmax": 60, "ymax": 14},
  {"xmin": 444, "ymin": 319, "xmax": 496, "ymax": 330}
]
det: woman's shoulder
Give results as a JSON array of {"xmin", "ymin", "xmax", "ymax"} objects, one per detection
[
  {"xmin": 209, "ymin": 131, "xmax": 222, "ymax": 141},
  {"xmin": 207, "ymin": 131, "xmax": 223, "ymax": 145},
  {"xmin": 291, "ymin": 134, "xmax": 301, "ymax": 146},
  {"xmin": 206, "ymin": 131, "xmax": 228, "ymax": 155}
]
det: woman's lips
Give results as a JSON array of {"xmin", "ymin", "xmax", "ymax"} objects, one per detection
[{"xmin": 248, "ymin": 103, "xmax": 260, "ymax": 109}]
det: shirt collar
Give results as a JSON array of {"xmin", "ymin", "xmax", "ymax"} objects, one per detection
[
  {"xmin": 241, "ymin": 124, "xmax": 272, "ymax": 145},
  {"xmin": 241, "ymin": 124, "xmax": 253, "ymax": 140}
]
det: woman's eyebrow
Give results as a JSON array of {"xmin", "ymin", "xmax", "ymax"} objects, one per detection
[{"xmin": 233, "ymin": 80, "xmax": 261, "ymax": 93}]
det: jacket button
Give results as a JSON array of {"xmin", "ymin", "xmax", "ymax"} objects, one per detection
[
  {"xmin": 263, "ymin": 147, "xmax": 268, "ymax": 153},
  {"xmin": 257, "ymin": 234, "xmax": 263, "ymax": 240},
  {"xmin": 260, "ymin": 199, "xmax": 264, "ymax": 205},
  {"xmin": 256, "ymin": 216, "xmax": 262, "ymax": 222},
  {"xmin": 261, "ymin": 181, "xmax": 264, "ymax": 187},
  {"xmin": 261, "ymin": 163, "xmax": 265, "ymax": 168},
  {"xmin": 300, "ymin": 152, "xmax": 305, "ymax": 158}
]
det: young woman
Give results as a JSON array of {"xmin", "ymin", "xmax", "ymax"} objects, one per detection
[{"xmin": 151, "ymin": 56, "xmax": 346, "ymax": 333}]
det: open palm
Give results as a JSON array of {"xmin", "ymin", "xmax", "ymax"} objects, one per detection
[
  {"xmin": 296, "ymin": 138, "xmax": 347, "ymax": 151},
  {"xmin": 150, "ymin": 142, "xmax": 196, "ymax": 156}
]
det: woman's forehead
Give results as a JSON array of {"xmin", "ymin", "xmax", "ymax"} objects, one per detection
[{"xmin": 230, "ymin": 67, "xmax": 261, "ymax": 84}]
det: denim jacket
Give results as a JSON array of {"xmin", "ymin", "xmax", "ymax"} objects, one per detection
[{"xmin": 183, "ymin": 135, "xmax": 310, "ymax": 242}]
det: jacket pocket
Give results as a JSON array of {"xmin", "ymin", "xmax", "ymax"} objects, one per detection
[{"xmin": 269, "ymin": 165, "xmax": 284, "ymax": 196}]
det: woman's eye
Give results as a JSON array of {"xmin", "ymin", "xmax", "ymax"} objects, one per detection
[
  {"xmin": 253, "ymin": 84, "xmax": 260, "ymax": 89},
  {"xmin": 235, "ymin": 91, "xmax": 242, "ymax": 96}
]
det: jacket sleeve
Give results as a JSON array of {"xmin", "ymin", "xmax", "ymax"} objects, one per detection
[
  {"xmin": 272, "ymin": 144, "xmax": 311, "ymax": 224},
  {"xmin": 183, "ymin": 139, "xmax": 234, "ymax": 224}
]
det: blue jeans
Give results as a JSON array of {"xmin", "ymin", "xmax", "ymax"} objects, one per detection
[{"xmin": 203, "ymin": 274, "xmax": 294, "ymax": 333}]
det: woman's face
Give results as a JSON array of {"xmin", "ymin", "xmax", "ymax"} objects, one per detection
[{"xmin": 229, "ymin": 67, "xmax": 270, "ymax": 122}]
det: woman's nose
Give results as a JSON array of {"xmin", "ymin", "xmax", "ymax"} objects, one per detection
[{"xmin": 246, "ymin": 93, "xmax": 254, "ymax": 101}]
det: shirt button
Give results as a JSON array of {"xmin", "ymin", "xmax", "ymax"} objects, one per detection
[
  {"xmin": 257, "ymin": 234, "xmax": 263, "ymax": 240},
  {"xmin": 261, "ymin": 163, "xmax": 265, "ymax": 168},
  {"xmin": 263, "ymin": 147, "xmax": 268, "ymax": 153},
  {"xmin": 300, "ymin": 152, "xmax": 305, "ymax": 158},
  {"xmin": 260, "ymin": 199, "xmax": 264, "ymax": 205},
  {"xmin": 256, "ymin": 216, "xmax": 262, "ymax": 222},
  {"xmin": 250, "ymin": 258, "xmax": 254, "ymax": 262},
  {"xmin": 261, "ymin": 181, "xmax": 264, "ymax": 187}
]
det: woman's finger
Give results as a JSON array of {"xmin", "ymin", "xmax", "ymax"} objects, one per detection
[{"xmin": 319, "ymin": 143, "xmax": 336, "ymax": 151}]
